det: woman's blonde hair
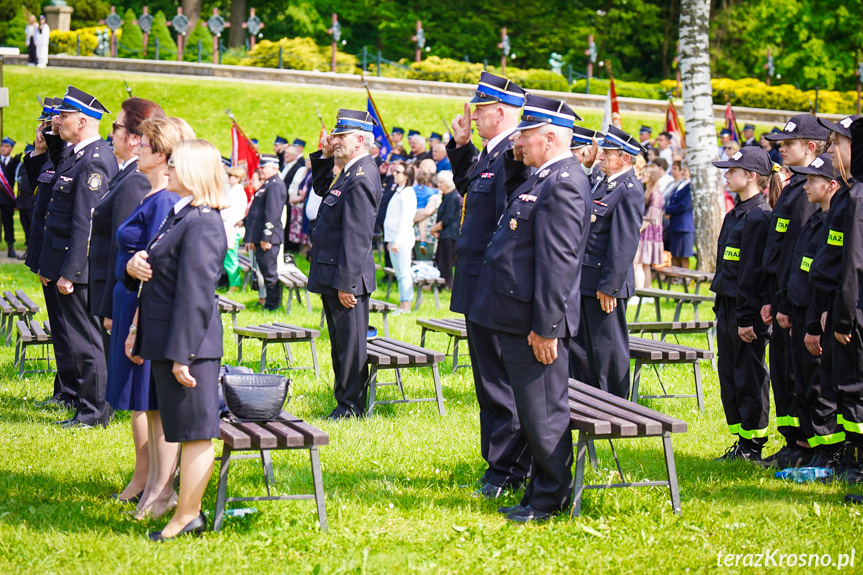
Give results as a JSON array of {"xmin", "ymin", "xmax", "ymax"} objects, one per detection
[
  {"xmin": 171, "ymin": 139, "xmax": 228, "ymax": 209},
  {"xmin": 226, "ymin": 166, "xmax": 246, "ymax": 180},
  {"xmin": 139, "ymin": 116, "xmax": 195, "ymax": 158}
]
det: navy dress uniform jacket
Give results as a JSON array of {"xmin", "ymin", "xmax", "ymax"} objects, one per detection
[
  {"xmin": 580, "ymin": 168, "xmax": 644, "ymax": 299},
  {"xmin": 88, "ymin": 159, "xmax": 149, "ymax": 318},
  {"xmin": 244, "ymin": 175, "xmax": 287, "ymax": 245},
  {"xmin": 664, "ymin": 182, "xmax": 694, "ymax": 233},
  {"xmin": 308, "ymin": 152, "xmax": 381, "ymax": 296},
  {"xmin": 446, "ymin": 136, "xmax": 530, "ymax": 314},
  {"xmin": 0, "ymin": 154, "xmax": 21, "ymax": 206},
  {"xmin": 134, "ymin": 203, "xmax": 227, "ymax": 365},
  {"xmin": 471, "ymin": 153, "xmax": 591, "ymax": 338},
  {"xmin": 40, "ymin": 138, "xmax": 118, "ymax": 283},
  {"xmin": 23, "ymin": 152, "xmax": 55, "ymax": 274}
]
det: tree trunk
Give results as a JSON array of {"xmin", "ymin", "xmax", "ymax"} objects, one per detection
[
  {"xmin": 679, "ymin": 0, "xmax": 724, "ymax": 272},
  {"xmin": 228, "ymin": 0, "xmax": 248, "ymax": 49},
  {"xmin": 182, "ymin": 0, "xmax": 202, "ymax": 28}
]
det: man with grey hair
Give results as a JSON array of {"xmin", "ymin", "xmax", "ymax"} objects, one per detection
[
  {"xmin": 308, "ymin": 109, "xmax": 382, "ymax": 419},
  {"xmin": 408, "ymin": 131, "xmax": 432, "ymax": 163},
  {"xmin": 430, "ymin": 170, "xmax": 460, "ymax": 289}
]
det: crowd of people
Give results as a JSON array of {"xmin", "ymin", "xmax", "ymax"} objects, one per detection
[{"xmin": 2, "ymin": 70, "xmax": 863, "ymax": 536}]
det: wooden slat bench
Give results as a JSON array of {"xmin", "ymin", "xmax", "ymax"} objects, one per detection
[
  {"xmin": 382, "ymin": 267, "xmax": 444, "ymax": 310},
  {"xmin": 237, "ymin": 253, "xmax": 253, "ymax": 290},
  {"xmin": 217, "ymin": 294, "xmax": 246, "ymax": 330},
  {"xmin": 568, "ymin": 379, "xmax": 688, "ymax": 516},
  {"xmin": 235, "ymin": 323, "xmax": 320, "ymax": 377},
  {"xmin": 318, "ymin": 298, "xmax": 397, "ymax": 337},
  {"xmin": 416, "ymin": 317, "xmax": 470, "ymax": 372},
  {"xmin": 650, "ymin": 265, "xmax": 714, "ymax": 294},
  {"xmin": 633, "ymin": 288, "xmax": 715, "ymax": 323},
  {"xmin": 629, "ymin": 336, "xmax": 714, "ymax": 411},
  {"xmin": 14, "ymin": 320, "xmax": 55, "ymax": 377},
  {"xmin": 279, "ymin": 269, "xmax": 312, "ymax": 314},
  {"xmin": 3, "ymin": 290, "xmax": 39, "ymax": 346},
  {"xmin": 215, "ymin": 411, "xmax": 328, "ymax": 532},
  {"xmin": 366, "ymin": 337, "xmax": 446, "ymax": 415},
  {"xmin": 629, "ymin": 320, "xmax": 717, "ymax": 370}
]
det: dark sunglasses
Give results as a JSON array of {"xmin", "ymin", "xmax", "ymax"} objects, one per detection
[{"xmin": 112, "ymin": 122, "xmax": 126, "ymax": 132}]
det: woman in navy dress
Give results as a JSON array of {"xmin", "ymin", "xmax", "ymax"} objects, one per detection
[
  {"xmin": 664, "ymin": 160, "xmax": 695, "ymax": 268},
  {"xmin": 114, "ymin": 117, "xmax": 196, "ymax": 521}
]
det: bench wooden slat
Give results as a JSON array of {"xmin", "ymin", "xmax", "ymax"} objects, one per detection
[
  {"xmin": 15, "ymin": 320, "xmax": 33, "ymax": 342},
  {"xmin": 30, "ymin": 321, "xmax": 49, "ymax": 342},
  {"xmin": 220, "ymin": 421, "xmax": 252, "ymax": 449},
  {"xmin": 369, "ymin": 299, "xmax": 397, "ymax": 312},
  {"xmin": 236, "ymin": 422, "xmax": 279, "ymax": 449},
  {"xmin": 629, "ymin": 321, "xmax": 716, "ymax": 331},
  {"xmin": 370, "ymin": 338, "xmax": 426, "ymax": 362},
  {"xmin": 263, "ymin": 421, "xmax": 306, "ymax": 448},
  {"xmin": 43, "ymin": 321, "xmax": 52, "ymax": 337},
  {"xmin": 377, "ymin": 337, "xmax": 446, "ymax": 362},
  {"xmin": 569, "ymin": 401, "xmax": 639, "ymax": 436},
  {"xmin": 14, "ymin": 290, "xmax": 40, "ymax": 314},
  {"xmin": 283, "ymin": 420, "xmax": 330, "ymax": 446},
  {"xmin": 217, "ymin": 294, "xmax": 246, "ymax": 312},
  {"xmin": 569, "ymin": 379, "xmax": 688, "ymax": 433},
  {"xmin": 635, "ymin": 288, "xmax": 715, "ymax": 303},
  {"xmin": 568, "ymin": 388, "xmax": 663, "ymax": 435},
  {"xmin": 567, "ymin": 409, "xmax": 613, "ymax": 435},
  {"xmin": 630, "ymin": 336, "xmax": 712, "ymax": 360},
  {"xmin": 271, "ymin": 322, "xmax": 320, "ymax": 338},
  {"xmin": 366, "ymin": 341, "xmax": 410, "ymax": 365},
  {"xmin": 3, "ymin": 291, "xmax": 26, "ymax": 313},
  {"xmin": 416, "ymin": 318, "xmax": 468, "ymax": 337}
]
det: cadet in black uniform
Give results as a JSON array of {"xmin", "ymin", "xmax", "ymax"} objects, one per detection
[
  {"xmin": 0, "ymin": 136, "xmax": 20, "ymax": 257},
  {"xmin": 446, "ymin": 71, "xmax": 532, "ymax": 498},
  {"xmin": 783, "ymin": 154, "xmax": 840, "ymax": 468},
  {"xmin": 42, "ymin": 86, "xmax": 118, "ymax": 429},
  {"xmin": 811, "ymin": 115, "xmax": 863, "ymax": 487},
  {"xmin": 569, "ymin": 125, "xmax": 645, "ymax": 399},
  {"xmin": 711, "ymin": 147, "xmax": 781, "ymax": 461},
  {"xmin": 24, "ymin": 98, "xmax": 80, "ymax": 411},
  {"xmin": 471, "ymin": 94, "xmax": 590, "ymax": 523},
  {"xmin": 308, "ymin": 109, "xmax": 382, "ymax": 419},
  {"xmin": 760, "ymin": 114, "xmax": 829, "ymax": 467},
  {"xmin": 14, "ymin": 143, "xmax": 36, "ymax": 259},
  {"xmin": 244, "ymin": 155, "xmax": 287, "ymax": 311}
]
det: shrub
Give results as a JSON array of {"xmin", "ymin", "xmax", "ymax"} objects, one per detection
[
  {"xmin": 49, "ymin": 30, "xmax": 99, "ymax": 56},
  {"xmin": 504, "ymin": 68, "xmax": 570, "ymax": 92},
  {"xmin": 118, "ymin": 9, "xmax": 143, "ymax": 59},
  {"xmin": 4, "ymin": 6, "xmax": 31, "ymax": 52},
  {"xmin": 711, "ymin": 77, "xmax": 857, "ymax": 114},
  {"xmin": 571, "ymin": 78, "xmax": 667, "ymax": 100},
  {"xmin": 182, "ymin": 21, "xmax": 214, "ymax": 63},
  {"xmin": 241, "ymin": 37, "xmax": 357, "ymax": 74},
  {"xmin": 405, "ymin": 56, "xmax": 484, "ymax": 84},
  {"xmin": 147, "ymin": 11, "xmax": 178, "ymax": 61}
]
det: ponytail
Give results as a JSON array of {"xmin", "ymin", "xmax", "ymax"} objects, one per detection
[{"xmin": 755, "ymin": 163, "xmax": 783, "ymax": 208}]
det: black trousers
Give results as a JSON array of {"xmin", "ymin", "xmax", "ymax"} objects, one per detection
[
  {"xmin": 466, "ymin": 320, "xmax": 532, "ymax": 486},
  {"xmin": 434, "ymin": 238, "xmax": 455, "ymax": 290},
  {"xmin": 809, "ymin": 300, "xmax": 842, "ymax": 446},
  {"xmin": 55, "ymin": 284, "xmax": 111, "ymax": 425},
  {"xmin": 321, "ymin": 292, "xmax": 369, "ymax": 415},
  {"xmin": 715, "ymin": 296, "xmax": 770, "ymax": 444},
  {"xmin": 570, "ymin": 295, "xmax": 630, "ymax": 399},
  {"xmin": 473, "ymin": 328, "xmax": 572, "ymax": 513},
  {"xmin": 833, "ymin": 305, "xmax": 863, "ymax": 447},
  {"xmin": 0, "ymin": 204, "xmax": 14, "ymax": 245},
  {"xmin": 19, "ymin": 209, "xmax": 32, "ymax": 245},
  {"xmin": 768, "ymin": 278, "xmax": 796, "ymax": 442},
  {"xmin": 42, "ymin": 282, "xmax": 79, "ymax": 407},
  {"xmin": 790, "ymin": 305, "xmax": 819, "ymax": 443},
  {"xmin": 255, "ymin": 244, "xmax": 282, "ymax": 310}
]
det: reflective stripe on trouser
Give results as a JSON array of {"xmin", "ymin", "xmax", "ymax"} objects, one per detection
[
  {"xmin": 808, "ymin": 295, "xmax": 844, "ymax": 447},
  {"xmin": 791, "ymin": 305, "xmax": 818, "ymax": 440},
  {"xmin": 716, "ymin": 296, "xmax": 771, "ymax": 444},
  {"xmin": 768, "ymin": 276, "xmax": 797, "ymax": 442}
]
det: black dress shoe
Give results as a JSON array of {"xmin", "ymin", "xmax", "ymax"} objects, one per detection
[
  {"xmin": 61, "ymin": 419, "xmax": 94, "ymax": 430},
  {"xmin": 7, "ymin": 245, "xmax": 16, "ymax": 258},
  {"xmin": 324, "ymin": 408, "xmax": 362, "ymax": 420},
  {"xmin": 846, "ymin": 494, "xmax": 863, "ymax": 505},
  {"xmin": 111, "ymin": 491, "xmax": 144, "ymax": 504},
  {"xmin": 472, "ymin": 482, "xmax": 506, "ymax": 500},
  {"xmin": 52, "ymin": 417, "xmax": 76, "ymax": 426},
  {"xmin": 148, "ymin": 511, "xmax": 207, "ymax": 542},
  {"xmin": 505, "ymin": 505, "xmax": 554, "ymax": 524},
  {"xmin": 497, "ymin": 504, "xmax": 523, "ymax": 515}
]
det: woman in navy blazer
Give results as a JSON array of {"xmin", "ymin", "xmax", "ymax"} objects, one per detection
[
  {"xmin": 664, "ymin": 160, "xmax": 695, "ymax": 268},
  {"xmin": 125, "ymin": 139, "xmax": 227, "ymax": 541}
]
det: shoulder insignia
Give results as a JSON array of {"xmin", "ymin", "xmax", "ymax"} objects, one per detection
[
  {"xmin": 202, "ymin": 207, "xmax": 211, "ymax": 213},
  {"xmin": 93, "ymin": 153, "xmax": 99, "ymax": 158},
  {"xmin": 356, "ymin": 166, "xmax": 365, "ymax": 176},
  {"xmin": 86, "ymin": 173, "xmax": 103, "ymax": 191},
  {"xmin": 561, "ymin": 171, "xmax": 570, "ymax": 177},
  {"xmin": 607, "ymin": 181, "xmax": 616, "ymax": 191},
  {"xmin": 493, "ymin": 151, "xmax": 499, "ymax": 158},
  {"xmin": 77, "ymin": 151, "xmax": 85, "ymax": 159},
  {"xmin": 344, "ymin": 171, "xmax": 350, "ymax": 177},
  {"xmin": 518, "ymin": 194, "xmax": 537, "ymax": 203}
]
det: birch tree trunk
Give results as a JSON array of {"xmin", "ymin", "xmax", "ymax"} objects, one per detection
[{"xmin": 679, "ymin": 0, "xmax": 725, "ymax": 272}]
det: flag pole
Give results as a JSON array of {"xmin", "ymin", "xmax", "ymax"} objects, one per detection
[{"xmin": 361, "ymin": 74, "xmax": 393, "ymax": 148}]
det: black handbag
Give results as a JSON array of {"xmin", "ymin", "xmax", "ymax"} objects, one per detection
[{"xmin": 220, "ymin": 372, "xmax": 291, "ymax": 422}]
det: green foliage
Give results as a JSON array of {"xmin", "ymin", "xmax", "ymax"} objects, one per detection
[
  {"xmin": 712, "ymin": 78, "xmax": 857, "ymax": 115},
  {"xmin": 572, "ymin": 78, "xmax": 669, "ymax": 100},
  {"xmin": 182, "ymin": 21, "xmax": 214, "ymax": 63},
  {"xmin": 405, "ymin": 56, "xmax": 484, "ymax": 84},
  {"xmin": 48, "ymin": 30, "xmax": 99, "ymax": 56},
  {"xmin": 147, "ymin": 10, "xmax": 178, "ymax": 61},
  {"xmin": 502, "ymin": 68, "xmax": 570, "ymax": 92},
  {"xmin": 2, "ymin": 5, "xmax": 31, "ymax": 52},
  {"xmin": 241, "ymin": 37, "xmax": 358, "ymax": 74},
  {"xmin": 67, "ymin": 0, "xmax": 111, "ymax": 29},
  {"xmin": 117, "ymin": 9, "xmax": 143, "ymax": 59},
  {"xmin": 0, "ymin": 0, "xmax": 40, "ymax": 48}
]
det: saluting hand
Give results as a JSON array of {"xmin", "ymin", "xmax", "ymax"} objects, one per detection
[
  {"xmin": 527, "ymin": 331, "xmax": 558, "ymax": 365},
  {"xmin": 581, "ymin": 138, "xmax": 600, "ymax": 168},
  {"xmin": 511, "ymin": 132, "xmax": 525, "ymax": 162},
  {"xmin": 320, "ymin": 133, "xmax": 335, "ymax": 158},
  {"xmin": 126, "ymin": 251, "xmax": 152, "ymax": 281},
  {"xmin": 173, "ymin": 362, "xmax": 197, "ymax": 387},
  {"xmin": 451, "ymin": 102, "xmax": 472, "ymax": 147},
  {"xmin": 33, "ymin": 126, "xmax": 47, "ymax": 155}
]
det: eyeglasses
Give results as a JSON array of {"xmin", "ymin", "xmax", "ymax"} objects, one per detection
[
  {"xmin": 112, "ymin": 122, "xmax": 126, "ymax": 132},
  {"xmin": 137, "ymin": 142, "xmax": 153, "ymax": 151}
]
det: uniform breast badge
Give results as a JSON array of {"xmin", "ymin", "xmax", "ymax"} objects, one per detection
[
  {"xmin": 87, "ymin": 173, "xmax": 103, "ymax": 191},
  {"xmin": 509, "ymin": 218, "xmax": 518, "ymax": 231}
]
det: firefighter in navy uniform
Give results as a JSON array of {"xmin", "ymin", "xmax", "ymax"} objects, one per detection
[
  {"xmin": 40, "ymin": 86, "xmax": 118, "ymax": 429},
  {"xmin": 0, "ymin": 136, "xmax": 21, "ymax": 258},
  {"xmin": 446, "ymin": 71, "xmax": 533, "ymax": 498},
  {"xmin": 23, "ymin": 97, "xmax": 80, "ymax": 412},
  {"xmin": 308, "ymin": 109, "xmax": 382, "ymax": 419},
  {"xmin": 810, "ymin": 115, "xmax": 863, "ymax": 496},
  {"xmin": 759, "ymin": 114, "xmax": 829, "ymax": 468},
  {"xmin": 569, "ymin": 125, "xmax": 644, "ymax": 399},
  {"xmin": 244, "ymin": 155, "xmax": 287, "ymax": 311},
  {"xmin": 710, "ymin": 147, "xmax": 781, "ymax": 461},
  {"xmin": 470, "ymin": 94, "xmax": 590, "ymax": 523},
  {"xmin": 782, "ymin": 154, "xmax": 840, "ymax": 469},
  {"xmin": 14, "ymin": 143, "xmax": 36, "ymax": 259}
]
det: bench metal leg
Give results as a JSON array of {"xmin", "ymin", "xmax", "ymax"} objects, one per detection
[
  {"xmin": 433, "ymin": 286, "xmax": 440, "ymax": 310},
  {"xmin": 14, "ymin": 334, "xmax": 20, "ymax": 368},
  {"xmin": 420, "ymin": 327, "xmax": 428, "ymax": 348},
  {"xmin": 260, "ymin": 342, "xmax": 268, "ymax": 373},
  {"xmin": 414, "ymin": 286, "xmax": 423, "ymax": 311},
  {"xmin": 305, "ymin": 288, "xmax": 312, "ymax": 313},
  {"xmin": 653, "ymin": 298, "xmax": 662, "ymax": 322},
  {"xmin": 310, "ymin": 446, "xmax": 328, "ymax": 531},
  {"xmin": 452, "ymin": 337, "xmax": 459, "ymax": 374},
  {"xmin": 432, "ymin": 363, "xmax": 445, "ymax": 416},
  {"xmin": 18, "ymin": 342, "xmax": 25, "ymax": 378},
  {"xmin": 385, "ymin": 276, "xmax": 393, "ymax": 299},
  {"xmin": 571, "ymin": 436, "xmax": 587, "ymax": 517},
  {"xmin": 214, "ymin": 447, "xmax": 233, "ymax": 532},
  {"xmin": 285, "ymin": 288, "xmax": 293, "ymax": 314},
  {"xmin": 382, "ymin": 313, "xmax": 390, "ymax": 338},
  {"xmin": 237, "ymin": 336, "xmax": 244, "ymax": 365},
  {"xmin": 366, "ymin": 367, "xmax": 378, "ymax": 415},
  {"xmin": 672, "ymin": 302, "xmax": 684, "ymax": 322},
  {"xmin": 634, "ymin": 299, "xmax": 642, "ymax": 322},
  {"xmin": 693, "ymin": 361, "xmax": 705, "ymax": 412},
  {"xmin": 707, "ymin": 328, "xmax": 716, "ymax": 371},
  {"xmin": 631, "ymin": 359, "xmax": 642, "ymax": 404},
  {"xmin": 320, "ymin": 308, "xmax": 326, "ymax": 331},
  {"xmin": 261, "ymin": 450, "xmax": 275, "ymax": 495},
  {"xmin": 310, "ymin": 340, "xmax": 320, "ymax": 379},
  {"xmin": 587, "ymin": 439, "xmax": 598, "ymax": 471},
  {"xmin": 231, "ymin": 311, "xmax": 238, "ymax": 331},
  {"xmin": 662, "ymin": 432, "xmax": 682, "ymax": 515}
]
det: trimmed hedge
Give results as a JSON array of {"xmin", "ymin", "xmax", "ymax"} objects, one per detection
[
  {"xmin": 573, "ymin": 78, "xmax": 668, "ymax": 100},
  {"xmin": 49, "ymin": 30, "xmax": 100, "ymax": 56},
  {"xmin": 241, "ymin": 37, "xmax": 358, "ymax": 74}
]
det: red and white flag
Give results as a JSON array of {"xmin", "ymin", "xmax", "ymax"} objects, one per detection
[
  {"xmin": 601, "ymin": 76, "xmax": 622, "ymax": 132},
  {"xmin": 665, "ymin": 100, "xmax": 686, "ymax": 148},
  {"xmin": 230, "ymin": 122, "xmax": 259, "ymax": 201}
]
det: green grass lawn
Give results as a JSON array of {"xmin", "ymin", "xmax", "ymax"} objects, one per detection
[{"xmin": 0, "ymin": 237, "xmax": 861, "ymax": 573}]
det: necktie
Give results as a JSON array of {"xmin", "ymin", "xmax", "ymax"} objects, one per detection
[
  {"xmin": 591, "ymin": 175, "xmax": 606, "ymax": 196},
  {"xmin": 462, "ymin": 146, "xmax": 489, "ymax": 227}
]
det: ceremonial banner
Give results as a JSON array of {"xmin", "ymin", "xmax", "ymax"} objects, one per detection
[
  {"xmin": 230, "ymin": 122, "xmax": 259, "ymax": 200},
  {"xmin": 601, "ymin": 77, "xmax": 622, "ymax": 132},
  {"xmin": 724, "ymin": 103, "xmax": 741, "ymax": 144},
  {"xmin": 0, "ymin": 169, "xmax": 14, "ymax": 202},
  {"xmin": 665, "ymin": 100, "xmax": 686, "ymax": 148},
  {"xmin": 367, "ymin": 98, "xmax": 392, "ymax": 160}
]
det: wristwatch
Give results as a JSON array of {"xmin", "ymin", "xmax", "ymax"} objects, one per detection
[{"xmin": 128, "ymin": 324, "xmax": 138, "ymax": 335}]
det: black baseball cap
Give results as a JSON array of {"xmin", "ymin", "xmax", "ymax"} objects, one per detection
[
  {"xmin": 817, "ymin": 115, "xmax": 862, "ymax": 139},
  {"xmin": 789, "ymin": 153, "xmax": 835, "ymax": 180},
  {"xmin": 766, "ymin": 114, "xmax": 830, "ymax": 142},
  {"xmin": 713, "ymin": 146, "xmax": 776, "ymax": 176}
]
